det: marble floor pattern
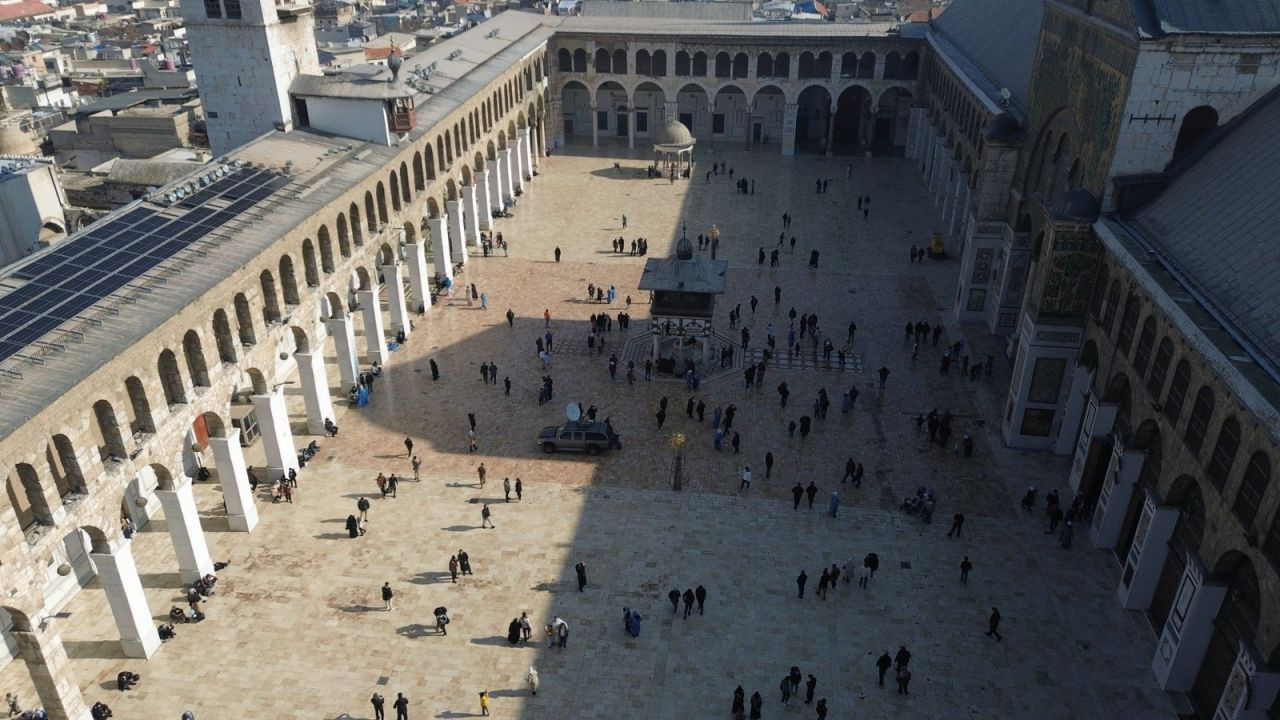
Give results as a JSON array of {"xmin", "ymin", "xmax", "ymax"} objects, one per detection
[{"xmin": 2, "ymin": 144, "xmax": 1174, "ymax": 719}]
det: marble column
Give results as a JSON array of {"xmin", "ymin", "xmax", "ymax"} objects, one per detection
[
  {"xmin": 13, "ymin": 627, "xmax": 87, "ymax": 720},
  {"xmin": 512, "ymin": 139, "xmax": 526, "ymax": 193},
  {"xmin": 535, "ymin": 121, "xmax": 546, "ymax": 166},
  {"xmin": 486, "ymin": 163, "xmax": 503, "ymax": 213},
  {"xmin": 460, "ymin": 184, "xmax": 482, "ymax": 247},
  {"xmin": 250, "ymin": 387, "xmax": 300, "ymax": 479},
  {"xmin": 475, "ymin": 170, "xmax": 493, "ymax": 231},
  {"xmin": 155, "ymin": 475, "xmax": 215, "ymax": 584},
  {"xmin": 428, "ymin": 217, "xmax": 453, "ymax": 281},
  {"xmin": 1117, "ymin": 497, "xmax": 1179, "ymax": 609},
  {"xmin": 381, "ymin": 263, "xmax": 409, "ymax": 335},
  {"xmin": 207, "ymin": 431, "xmax": 258, "ymax": 532},
  {"xmin": 825, "ymin": 105, "xmax": 837, "ymax": 155},
  {"xmin": 1152, "ymin": 555, "xmax": 1227, "ymax": 691},
  {"xmin": 294, "ymin": 350, "xmax": 336, "ymax": 435},
  {"xmin": 404, "ymin": 241, "xmax": 430, "ymax": 314},
  {"xmin": 1090, "ymin": 443, "xmax": 1144, "ymax": 549},
  {"xmin": 446, "ymin": 200, "xmax": 467, "ymax": 265},
  {"xmin": 89, "ymin": 542, "xmax": 161, "ymax": 659},
  {"xmin": 326, "ymin": 316, "xmax": 359, "ymax": 389},
  {"xmin": 626, "ymin": 113, "xmax": 634, "ymax": 150},
  {"xmin": 500, "ymin": 149, "xmax": 516, "ymax": 201},
  {"xmin": 781, "ymin": 102, "xmax": 798, "ymax": 156},
  {"xmin": 358, "ymin": 289, "xmax": 388, "ymax": 365},
  {"xmin": 590, "ymin": 102, "xmax": 598, "ymax": 146}
]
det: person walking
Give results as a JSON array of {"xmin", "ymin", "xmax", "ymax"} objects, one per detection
[
  {"xmin": 371, "ymin": 692, "xmax": 386, "ymax": 720},
  {"xmin": 805, "ymin": 481, "xmax": 817, "ymax": 509},
  {"xmin": 732, "ymin": 686, "xmax": 745, "ymax": 717},
  {"xmin": 481, "ymin": 504, "xmax": 494, "ymax": 529},
  {"xmin": 986, "ymin": 607, "xmax": 1002, "ymax": 641},
  {"xmin": 876, "ymin": 651, "xmax": 892, "ymax": 687},
  {"xmin": 765, "ymin": 451, "xmax": 774, "ymax": 478},
  {"xmin": 429, "ymin": 358, "xmax": 439, "ymax": 380},
  {"xmin": 515, "ymin": 477, "xmax": 523, "ymax": 501},
  {"xmin": 792, "ymin": 482, "xmax": 804, "ymax": 510},
  {"xmin": 503, "ymin": 477, "xmax": 512, "ymax": 502},
  {"xmin": 381, "ymin": 582, "xmax": 394, "ymax": 611},
  {"xmin": 404, "ymin": 437, "xmax": 414, "ymax": 457},
  {"xmin": 896, "ymin": 666, "xmax": 912, "ymax": 695},
  {"xmin": 411, "ymin": 456, "xmax": 421, "ymax": 481},
  {"xmin": 393, "ymin": 692, "xmax": 409, "ymax": 720},
  {"xmin": 948, "ymin": 512, "xmax": 965, "ymax": 537},
  {"xmin": 960, "ymin": 556, "xmax": 973, "ymax": 584},
  {"xmin": 682, "ymin": 588, "xmax": 695, "ymax": 619},
  {"xmin": 449, "ymin": 555, "xmax": 459, "ymax": 583},
  {"xmin": 668, "ymin": 588, "xmax": 680, "ymax": 615},
  {"xmin": 750, "ymin": 691, "xmax": 763, "ymax": 719},
  {"xmin": 779, "ymin": 676, "xmax": 791, "ymax": 706},
  {"xmin": 527, "ymin": 667, "xmax": 539, "ymax": 696},
  {"xmin": 796, "ymin": 569, "xmax": 808, "ymax": 599},
  {"xmin": 459, "ymin": 550, "xmax": 473, "ymax": 575},
  {"xmin": 804, "ymin": 675, "xmax": 817, "ymax": 704},
  {"xmin": 575, "ymin": 561, "xmax": 587, "ymax": 592},
  {"xmin": 478, "ymin": 691, "xmax": 490, "ymax": 717},
  {"xmin": 817, "ymin": 568, "xmax": 830, "ymax": 600},
  {"xmin": 554, "ymin": 246, "xmax": 561, "ymax": 262},
  {"xmin": 476, "ymin": 463, "xmax": 486, "ymax": 488},
  {"xmin": 828, "ymin": 491, "xmax": 841, "ymax": 519},
  {"xmin": 695, "ymin": 585, "xmax": 706, "ymax": 614},
  {"xmin": 357, "ymin": 496, "xmax": 370, "ymax": 521},
  {"xmin": 739, "ymin": 466, "xmax": 752, "ymax": 491}
]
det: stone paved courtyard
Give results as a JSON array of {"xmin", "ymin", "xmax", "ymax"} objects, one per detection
[{"xmin": 3, "ymin": 145, "xmax": 1173, "ymax": 719}]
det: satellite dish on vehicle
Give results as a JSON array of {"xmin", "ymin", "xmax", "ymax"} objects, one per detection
[{"xmin": 566, "ymin": 403, "xmax": 581, "ymax": 422}]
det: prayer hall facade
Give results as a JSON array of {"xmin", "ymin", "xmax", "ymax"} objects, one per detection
[{"xmin": 0, "ymin": 0, "xmax": 1278, "ymax": 718}]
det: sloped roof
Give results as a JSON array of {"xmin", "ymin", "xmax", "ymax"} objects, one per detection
[
  {"xmin": 0, "ymin": 0, "xmax": 56, "ymax": 21},
  {"xmin": 1133, "ymin": 86, "xmax": 1280, "ymax": 369},
  {"xmin": 929, "ymin": 0, "xmax": 1043, "ymax": 112},
  {"xmin": 1130, "ymin": 0, "xmax": 1280, "ymax": 37},
  {"xmin": 639, "ymin": 246, "xmax": 728, "ymax": 294}
]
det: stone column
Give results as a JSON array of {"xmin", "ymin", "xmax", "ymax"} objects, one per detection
[
  {"xmin": 1214, "ymin": 644, "xmax": 1280, "ymax": 720},
  {"xmin": 460, "ymin": 184, "xmax": 481, "ymax": 246},
  {"xmin": 358, "ymin": 289, "xmax": 388, "ymax": 365},
  {"xmin": 404, "ymin": 242, "xmax": 430, "ymax": 314},
  {"xmin": 500, "ymin": 149, "xmax": 516, "ymax": 201},
  {"xmin": 626, "ymin": 111, "xmax": 635, "ymax": 149},
  {"xmin": 1053, "ymin": 365, "xmax": 1094, "ymax": 456},
  {"xmin": 13, "ymin": 627, "xmax": 87, "ymax": 720},
  {"xmin": 428, "ymin": 217, "xmax": 453, "ymax": 281},
  {"xmin": 294, "ymin": 350, "xmax": 336, "ymax": 435},
  {"xmin": 590, "ymin": 102, "xmax": 598, "ymax": 146},
  {"xmin": 550, "ymin": 96, "xmax": 564, "ymax": 147},
  {"xmin": 155, "ymin": 475, "xmax": 215, "ymax": 584},
  {"xmin": 89, "ymin": 542, "xmax": 161, "ymax": 659},
  {"xmin": 325, "ymin": 316, "xmax": 359, "ymax": 389},
  {"xmin": 1090, "ymin": 442, "xmax": 1144, "ymax": 549},
  {"xmin": 486, "ymin": 162, "xmax": 503, "ymax": 212},
  {"xmin": 1117, "ymin": 497, "xmax": 1179, "ymax": 609},
  {"xmin": 381, "ymin": 263, "xmax": 409, "ymax": 335},
  {"xmin": 535, "ymin": 121, "xmax": 546, "ymax": 165},
  {"xmin": 781, "ymin": 102, "xmax": 798, "ymax": 157},
  {"xmin": 207, "ymin": 431, "xmax": 258, "ymax": 532},
  {"xmin": 512, "ymin": 139, "xmax": 526, "ymax": 193},
  {"xmin": 664, "ymin": 100, "xmax": 678, "ymax": 122},
  {"xmin": 825, "ymin": 104, "xmax": 837, "ymax": 155},
  {"xmin": 445, "ymin": 200, "xmax": 467, "ymax": 266},
  {"xmin": 522, "ymin": 127, "xmax": 535, "ymax": 177},
  {"xmin": 250, "ymin": 387, "xmax": 300, "ymax": 480},
  {"xmin": 475, "ymin": 170, "xmax": 493, "ymax": 231},
  {"xmin": 1152, "ymin": 555, "xmax": 1227, "ymax": 691}
]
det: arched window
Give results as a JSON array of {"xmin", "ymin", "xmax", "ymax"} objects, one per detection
[
  {"xmin": 902, "ymin": 51, "xmax": 919, "ymax": 79},
  {"xmin": 636, "ymin": 49, "xmax": 651, "ymax": 76},
  {"xmin": 884, "ymin": 51, "xmax": 902, "ymax": 80},
  {"xmin": 279, "ymin": 256, "xmax": 300, "ymax": 305},
  {"xmin": 652, "ymin": 49, "xmax": 667, "ymax": 76},
  {"xmin": 1147, "ymin": 338, "xmax": 1173, "ymax": 397},
  {"xmin": 1205, "ymin": 417, "xmax": 1240, "ymax": 491},
  {"xmin": 815, "ymin": 51, "xmax": 832, "ymax": 78},
  {"xmin": 1232, "ymin": 452, "xmax": 1271, "ymax": 528},
  {"xmin": 158, "ymin": 349, "xmax": 187, "ymax": 405},
  {"xmin": 234, "ymin": 292, "xmax": 255, "ymax": 345},
  {"xmin": 1164, "ymin": 360, "xmax": 1190, "ymax": 425},
  {"xmin": 798, "ymin": 51, "xmax": 816, "ymax": 78},
  {"xmin": 595, "ymin": 48, "xmax": 611, "ymax": 73},
  {"xmin": 612, "ymin": 49, "xmax": 627, "ymax": 74},
  {"xmin": 714, "ymin": 52, "xmax": 731, "ymax": 78},
  {"xmin": 732, "ymin": 52, "xmax": 748, "ymax": 79},
  {"xmin": 318, "ymin": 228, "xmax": 335, "ymax": 274},
  {"xmin": 182, "ymin": 330, "xmax": 210, "ymax": 387},
  {"xmin": 1172, "ymin": 106, "xmax": 1218, "ymax": 162},
  {"xmin": 212, "ymin": 309, "xmax": 236, "ymax": 364},
  {"xmin": 1183, "ymin": 386, "xmax": 1215, "ymax": 457},
  {"xmin": 774, "ymin": 52, "xmax": 790, "ymax": 77},
  {"xmin": 757, "ymin": 52, "xmax": 773, "ymax": 78},
  {"xmin": 125, "ymin": 376, "xmax": 155, "ymax": 434},
  {"xmin": 1090, "ymin": 264, "xmax": 1110, "ymax": 319},
  {"xmin": 1116, "ymin": 297, "xmax": 1140, "ymax": 353},
  {"xmin": 857, "ymin": 52, "xmax": 875, "ymax": 79},
  {"xmin": 558, "ymin": 48, "xmax": 572, "ymax": 72},
  {"xmin": 675, "ymin": 50, "xmax": 690, "ymax": 76},
  {"xmin": 1132, "ymin": 317, "xmax": 1155, "ymax": 373},
  {"xmin": 840, "ymin": 51, "xmax": 857, "ymax": 78},
  {"xmin": 1101, "ymin": 281, "xmax": 1121, "ymax": 334},
  {"xmin": 692, "ymin": 51, "xmax": 707, "ymax": 76},
  {"xmin": 93, "ymin": 400, "xmax": 127, "ymax": 460},
  {"xmin": 573, "ymin": 49, "xmax": 587, "ymax": 73},
  {"xmin": 260, "ymin": 270, "xmax": 281, "ymax": 323}
]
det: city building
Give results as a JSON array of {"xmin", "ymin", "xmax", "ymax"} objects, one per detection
[{"xmin": 0, "ymin": 155, "xmax": 68, "ymax": 266}]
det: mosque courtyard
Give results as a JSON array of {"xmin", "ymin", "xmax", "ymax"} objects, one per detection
[{"xmin": 4, "ymin": 145, "xmax": 1173, "ymax": 719}]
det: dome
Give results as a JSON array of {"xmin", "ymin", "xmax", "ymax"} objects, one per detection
[
  {"xmin": 984, "ymin": 112, "xmax": 1021, "ymax": 142},
  {"xmin": 1052, "ymin": 189, "xmax": 1100, "ymax": 224},
  {"xmin": 675, "ymin": 235, "xmax": 693, "ymax": 260},
  {"xmin": 655, "ymin": 119, "xmax": 694, "ymax": 147},
  {"xmin": 0, "ymin": 126, "xmax": 37, "ymax": 156}
]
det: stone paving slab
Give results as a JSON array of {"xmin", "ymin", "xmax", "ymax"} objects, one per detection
[{"xmin": 1, "ymin": 147, "xmax": 1173, "ymax": 720}]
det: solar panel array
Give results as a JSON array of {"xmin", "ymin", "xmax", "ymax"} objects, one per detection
[{"xmin": 0, "ymin": 168, "xmax": 290, "ymax": 365}]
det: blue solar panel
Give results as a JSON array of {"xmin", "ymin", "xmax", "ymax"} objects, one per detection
[{"xmin": 0, "ymin": 168, "xmax": 288, "ymax": 363}]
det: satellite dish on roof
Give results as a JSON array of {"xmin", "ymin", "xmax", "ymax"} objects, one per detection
[{"xmin": 566, "ymin": 403, "xmax": 581, "ymax": 422}]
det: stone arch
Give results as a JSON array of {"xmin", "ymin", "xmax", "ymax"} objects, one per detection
[
  {"xmin": 1165, "ymin": 359, "xmax": 1191, "ymax": 425},
  {"xmin": 750, "ymin": 84, "xmax": 786, "ymax": 143},
  {"xmin": 324, "ymin": 291, "xmax": 345, "ymax": 319},
  {"xmin": 884, "ymin": 51, "xmax": 903, "ymax": 80},
  {"xmin": 1103, "ymin": 372, "xmax": 1131, "ymax": 431},
  {"xmin": 158, "ymin": 348, "xmax": 188, "ymax": 405},
  {"xmin": 6, "ymin": 463, "xmax": 48, "ymax": 528},
  {"xmin": 337, "ymin": 213, "xmax": 353, "ymax": 257},
  {"xmin": 398, "ymin": 161, "xmax": 410, "ymax": 203},
  {"xmin": 377, "ymin": 241, "xmax": 397, "ymax": 267},
  {"xmin": 413, "ymin": 151, "xmax": 425, "ymax": 191},
  {"xmin": 1192, "ymin": 552, "xmax": 1261, "ymax": 716},
  {"xmin": 246, "ymin": 367, "xmax": 271, "ymax": 396},
  {"xmin": 301, "ymin": 238, "xmax": 320, "ymax": 287},
  {"xmin": 796, "ymin": 85, "xmax": 834, "ymax": 153},
  {"xmin": 572, "ymin": 48, "xmax": 587, "ymax": 73},
  {"xmin": 1206, "ymin": 415, "xmax": 1241, "ymax": 491},
  {"xmin": 148, "ymin": 462, "xmax": 180, "ymax": 491},
  {"xmin": 612, "ymin": 48, "xmax": 627, "ymax": 74},
  {"xmin": 375, "ymin": 183, "xmax": 389, "ymax": 225},
  {"xmin": 446, "ymin": 178, "xmax": 459, "ymax": 202},
  {"xmin": 355, "ymin": 266, "xmax": 373, "ymax": 292},
  {"xmin": 902, "ymin": 51, "xmax": 919, "ymax": 79},
  {"xmin": 1232, "ymin": 451, "xmax": 1271, "ymax": 529},
  {"xmin": 1132, "ymin": 316, "xmax": 1156, "ymax": 374},
  {"xmin": 426, "ymin": 141, "xmax": 439, "ymax": 179},
  {"xmin": 182, "ymin": 329, "xmax": 210, "ymax": 387},
  {"xmin": 1173, "ymin": 105, "xmax": 1218, "ymax": 163},
  {"xmin": 200, "ymin": 410, "xmax": 227, "ymax": 439},
  {"xmin": 833, "ymin": 85, "xmax": 872, "ymax": 153},
  {"xmin": 49, "ymin": 433, "xmax": 85, "ymax": 495},
  {"xmin": 1090, "ymin": 263, "xmax": 1110, "ymax": 319},
  {"xmin": 212, "ymin": 308, "xmax": 236, "ymax": 363},
  {"xmin": 460, "ymin": 164, "xmax": 473, "ymax": 187},
  {"xmin": 349, "ymin": 202, "xmax": 365, "ymax": 245},
  {"xmin": 839, "ymin": 51, "xmax": 857, "ymax": 78},
  {"xmin": 712, "ymin": 84, "xmax": 747, "ymax": 140},
  {"xmin": 426, "ymin": 197, "xmax": 441, "ymax": 219},
  {"xmin": 403, "ymin": 220, "xmax": 416, "ymax": 247},
  {"xmin": 260, "ymin": 269, "xmax": 282, "ymax": 323},
  {"xmin": 364, "ymin": 192, "xmax": 377, "ymax": 233},
  {"xmin": 279, "ymin": 255, "xmax": 300, "ymax": 306},
  {"xmin": 757, "ymin": 51, "xmax": 774, "ymax": 79},
  {"xmin": 857, "ymin": 52, "xmax": 875, "ymax": 79},
  {"xmin": 289, "ymin": 325, "xmax": 310, "ymax": 355},
  {"xmin": 317, "ymin": 226, "xmax": 335, "ymax": 273},
  {"xmin": 473, "ymin": 151, "xmax": 485, "ymax": 173},
  {"xmin": 732, "ymin": 52, "xmax": 748, "ymax": 79},
  {"xmin": 1117, "ymin": 292, "xmax": 1140, "ymax": 353},
  {"xmin": 558, "ymin": 47, "xmax": 572, "ymax": 72},
  {"xmin": 388, "ymin": 172, "xmax": 402, "ymax": 213},
  {"xmin": 1102, "ymin": 279, "xmax": 1121, "ymax": 334},
  {"xmin": 1184, "ymin": 385, "xmax": 1216, "ymax": 458},
  {"xmin": 125, "ymin": 375, "xmax": 156, "ymax": 434},
  {"xmin": 676, "ymin": 82, "xmax": 709, "ymax": 137},
  {"xmin": 93, "ymin": 399, "xmax": 128, "ymax": 461},
  {"xmin": 1079, "ymin": 338, "xmax": 1100, "ymax": 371},
  {"xmin": 633, "ymin": 81, "xmax": 665, "ymax": 136},
  {"xmin": 652, "ymin": 49, "xmax": 667, "ymax": 76},
  {"xmin": 874, "ymin": 87, "xmax": 913, "ymax": 154},
  {"xmin": 1147, "ymin": 336, "xmax": 1173, "ymax": 397},
  {"xmin": 594, "ymin": 48, "xmax": 610, "ymax": 73},
  {"xmin": 714, "ymin": 51, "xmax": 731, "ymax": 79},
  {"xmin": 1148, "ymin": 475, "xmax": 1206, "ymax": 632},
  {"xmin": 234, "ymin": 292, "xmax": 256, "ymax": 345}
]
